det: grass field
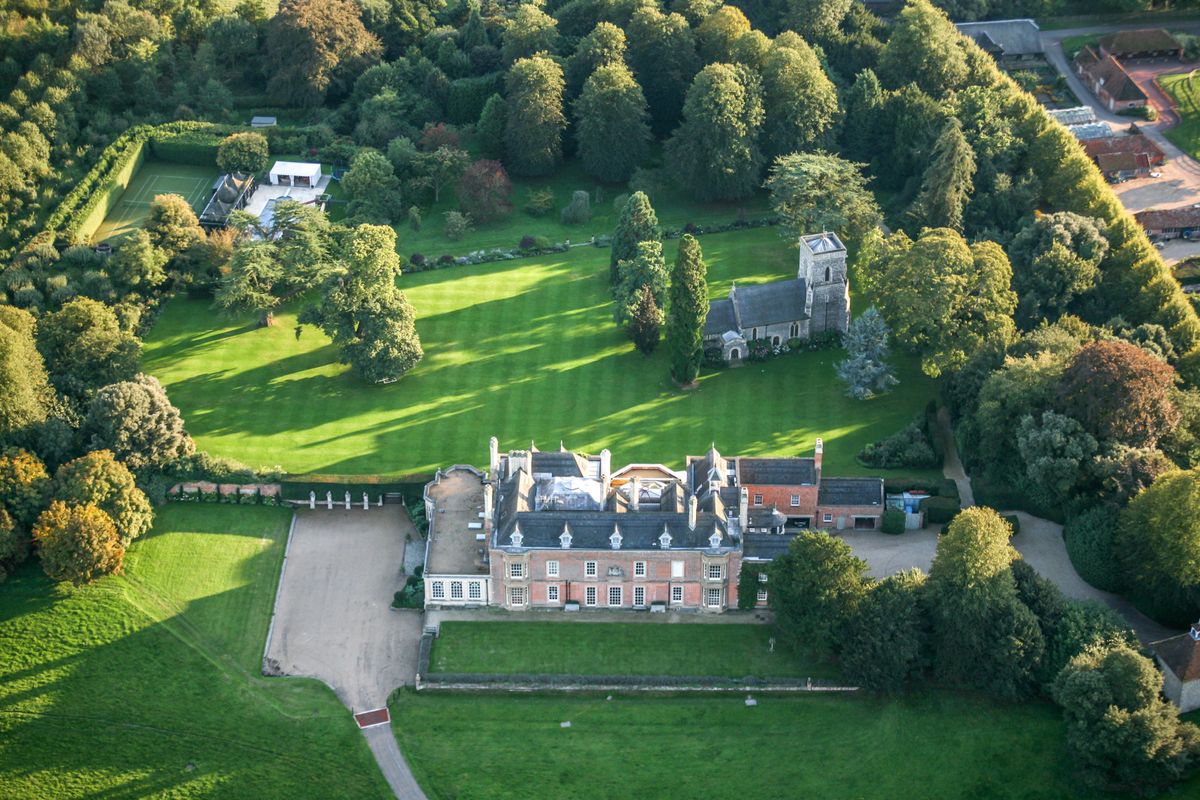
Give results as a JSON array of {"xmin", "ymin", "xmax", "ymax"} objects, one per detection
[
  {"xmin": 429, "ymin": 621, "xmax": 836, "ymax": 678},
  {"xmin": 390, "ymin": 690, "xmax": 1134, "ymax": 800},
  {"xmin": 143, "ymin": 226, "xmax": 939, "ymax": 478},
  {"xmin": 1161, "ymin": 72, "xmax": 1200, "ymax": 160},
  {"xmin": 0, "ymin": 504, "xmax": 390, "ymax": 799},
  {"xmin": 94, "ymin": 160, "xmax": 216, "ymax": 243}
]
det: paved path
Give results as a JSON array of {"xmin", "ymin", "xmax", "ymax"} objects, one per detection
[
  {"xmin": 264, "ymin": 506, "xmax": 427, "ymax": 800},
  {"xmin": 936, "ymin": 406, "xmax": 974, "ymax": 507},
  {"xmin": 426, "ymin": 606, "xmax": 773, "ymax": 630}
]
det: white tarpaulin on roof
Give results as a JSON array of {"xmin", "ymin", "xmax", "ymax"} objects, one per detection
[{"xmin": 268, "ymin": 161, "xmax": 322, "ymax": 185}]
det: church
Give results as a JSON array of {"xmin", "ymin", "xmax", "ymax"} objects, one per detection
[{"xmin": 702, "ymin": 232, "xmax": 850, "ymax": 362}]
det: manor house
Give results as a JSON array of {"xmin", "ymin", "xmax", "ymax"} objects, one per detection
[
  {"xmin": 703, "ymin": 232, "xmax": 850, "ymax": 362},
  {"xmin": 421, "ymin": 438, "xmax": 883, "ymax": 612}
]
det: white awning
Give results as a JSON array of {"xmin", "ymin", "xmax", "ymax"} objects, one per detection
[{"xmin": 268, "ymin": 161, "xmax": 322, "ymax": 182}]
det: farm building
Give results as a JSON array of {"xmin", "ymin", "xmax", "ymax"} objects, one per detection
[
  {"xmin": 198, "ymin": 172, "xmax": 256, "ymax": 231},
  {"xmin": 1074, "ymin": 47, "xmax": 1148, "ymax": 112},
  {"xmin": 268, "ymin": 161, "xmax": 322, "ymax": 187},
  {"xmin": 1135, "ymin": 207, "xmax": 1200, "ymax": 240},
  {"xmin": 1098, "ymin": 28, "xmax": 1183, "ymax": 60},
  {"xmin": 955, "ymin": 19, "xmax": 1042, "ymax": 60},
  {"xmin": 1083, "ymin": 134, "xmax": 1164, "ymax": 180}
]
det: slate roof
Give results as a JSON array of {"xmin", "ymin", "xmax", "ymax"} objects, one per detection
[
  {"xmin": 955, "ymin": 19, "xmax": 1043, "ymax": 56},
  {"xmin": 738, "ymin": 457, "xmax": 817, "ymax": 486},
  {"xmin": 817, "ymin": 477, "xmax": 884, "ymax": 507},
  {"xmin": 743, "ymin": 532, "xmax": 799, "ymax": 560},
  {"xmin": 530, "ymin": 451, "xmax": 588, "ymax": 477},
  {"xmin": 497, "ymin": 511, "xmax": 730, "ymax": 551},
  {"xmin": 704, "ymin": 297, "xmax": 738, "ymax": 338},
  {"xmin": 801, "ymin": 232, "xmax": 845, "ymax": 254},
  {"xmin": 1156, "ymin": 628, "xmax": 1200, "ymax": 682},
  {"xmin": 732, "ymin": 278, "xmax": 809, "ymax": 328},
  {"xmin": 1099, "ymin": 28, "xmax": 1182, "ymax": 56}
]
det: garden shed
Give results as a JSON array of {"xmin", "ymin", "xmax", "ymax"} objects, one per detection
[{"xmin": 268, "ymin": 161, "xmax": 322, "ymax": 187}]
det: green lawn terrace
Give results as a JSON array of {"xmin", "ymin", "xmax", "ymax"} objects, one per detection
[
  {"xmin": 93, "ymin": 159, "xmax": 217, "ymax": 243},
  {"xmin": 1160, "ymin": 72, "xmax": 1200, "ymax": 160},
  {"xmin": 429, "ymin": 621, "xmax": 837, "ymax": 679},
  {"xmin": 144, "ymin": 226, "xmax": 938, "ymax": 479},
  {"xmin": 0, "ymin": 504, "xmax": 387, "ymax": 799}
]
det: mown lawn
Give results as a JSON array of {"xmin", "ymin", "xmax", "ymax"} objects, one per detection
[
  {"xmin": 0, "ymin": 504, "xmax": 390, "ymax": 800},
  {"xmin": 390, "ymin": 690, "xmax": 1125, "ymax": 800},
  {"xmin": 143, "ymin": 226, "xmax": 938, "ymax": 478},
  {"xmin": 429, "ymin": 621, "xmax": 836, "ymax": 679},
  {"xmin": 1161, "ymin": 72, "xmax": 1200, "ymax": 160}
]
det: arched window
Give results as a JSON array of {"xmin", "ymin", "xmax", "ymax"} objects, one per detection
[
  {"xmin": 751, "ymin": 327, "xmax": 758, "ymax": 340},
  {"xmin": 824, "ymin": 266, "xmax": 831, "ymax": 282},
  {"xmin": 772, "ymin": 336, "xmax": 780, "ymax": 346},
  {"xmin": 790, "ymin": 322, "xmax": 799, "ymax": 338},
  {"xmin": 730, "ymin": 348, "xmax": 740, "ymax": 360}
]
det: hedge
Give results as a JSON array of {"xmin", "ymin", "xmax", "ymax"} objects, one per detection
[
  {"xmin": 151, "ymin": 129, "xmax": 227, "ymax": 165},
  {"xmin": 882, "ymin": 509, "xmax": 906, "ymax": 535},
  {"xmin": 920, "ymin": 495, "xmax": 961, "ymax": 525},
  {"xmin": 1003, "ymin": 514, "xmax": 1021, "ymax": 536},
  {"xmin": 1063, "ymin": 506, "xmax": 1124, "ymax": 592},
  {"xmin": 279, "ymin": 474, "xmax": 428, "ymax": 503}
]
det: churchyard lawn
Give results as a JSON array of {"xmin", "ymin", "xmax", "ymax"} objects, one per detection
[
  {"xmin": 143, "ymin": 226, "xmax": 939, "ymax": 478},
  {"xmin": 0, "ymin": 504, "xmax": 389, "ymax": 799}
]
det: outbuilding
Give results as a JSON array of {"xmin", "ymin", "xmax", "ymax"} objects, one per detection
[
  {"xmin": 1154, "ymin": 622, "xmax": 1200, "ymax": 713},
  {"xmin": 268, "ymin": 160, "xmax": 323, "ymax": 187}
]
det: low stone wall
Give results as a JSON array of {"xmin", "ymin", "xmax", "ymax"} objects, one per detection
[{"xmin": 168, "ymin": 481, "xmax": 283, "ymax": 505}]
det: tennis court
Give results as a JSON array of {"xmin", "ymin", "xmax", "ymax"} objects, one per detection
[{"xmin": 94, "ymin": 160, "xmax": 217, "ymax": 243}]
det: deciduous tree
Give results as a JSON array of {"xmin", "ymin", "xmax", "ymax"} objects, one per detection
[
  {"xmin": 457, "ymin": 159, "xmax": 513, "ymax": 222},
  {"xmin": 342, "ymin": 149, "xmax": 402, "ymax": 223},
  {"xmin": 504, "ymin": 55, "xmax": 566, "ymax": 177},
  {"xmin": 300, "ymin": 225, "xmax": 423, "ymax": 384},
  {"xmin": 0, "ymin": 305, "xmax": 54, "ymax": 441},
  {"xmin": 501, "ymin": 4, "xmax": 558, "ymax": 63},
  {"xmin": 1008, "ymin": 213, "xmax": 1108, "ymax": 328},
  {"xmin": 266, "ymin": 0, "xmax": 382, "ymax": 106},
  {"xmin": 840, "ymin": 568, "xmax": 929, "ymax": 691},
  {"xmin": 217, "ymin": 131, "xmax": 269, "ymax": 176},
  {"xmin": 53, "ymin": 450, "xmax": 153, "ymax": 546},
  {"xmin": 565, "ymin": 22, "xmax": 626, "ymax": 99},
  {"xmin": 878, "ymin": 0, "xmax": 968, "ymax": 96},
  {"xmin": 860, "ymin": 229, "xmax": 1017, "ymax": 378},
  {"xmin": 695, "ymin": 5, "xmax": 750, "ymax": 64},
  {"xmin": 769, "ymin": 530, "xmax": 870, "ymax": 658},
  {"xmin": 761, "ymin": 37, "xmax": 838, "ymax": 161},
  {"xmin": 110, "ymin": 230, "xmax": 168, "ymax": 290},
  {"xmin": 33, "ymin": 501, "xmax": 124, "ymax": 586},
  {"xmin": 574, "ymin": 63, "xmax": 650, "ymax": 184},
  {"xmin": 665, "ymin": 63, "xmax": 763, "ymax": 202},
  {"xmin": 36, "ymin": 298, "xmax": 140, "ymax": 405},
  {"xmin": 1116, "ymin": 468, "xmax": 1200, "ymax": 626},
  {"xmin": 626, "ymin": 6, "xmax": 700, "ymax": 136},
  {"xmin": 84, "ymin": 374, "xmax": 195, "ymax": 472},
  {"xmin": 145, "ymin": 194, "xmax": 205, "ymax": 257},
  {"xmin": 1057, "ymin": 340, "xmax": 1180, "ymax": 449}
]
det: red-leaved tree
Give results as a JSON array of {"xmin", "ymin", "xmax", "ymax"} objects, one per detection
[{"xmin": 458, "ymin": 160, "xmax": 514, "ymax": 222}]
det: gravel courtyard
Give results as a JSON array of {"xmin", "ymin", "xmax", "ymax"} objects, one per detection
[{"xmin": 265, "ymin": 505, "xmax": 424, "ymax": 710}]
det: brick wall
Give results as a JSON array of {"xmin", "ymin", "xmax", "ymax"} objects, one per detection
[{"xmin": 744, "ymin": 485, "xmax": 817, "ymax": 517}]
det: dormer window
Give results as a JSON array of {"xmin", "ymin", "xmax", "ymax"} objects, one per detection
[
  {"xmin": 610, "ymin": 524, "xmax": 622, "ymax": 550},
  {"xmin": 510, "ymin": 528, "xmax": 523, "ymax": 548},
  {"xmin": 659, "ymin": 526, "xmax": 672, "ymax": 549},
  {"xmin": 559, "ymin": 522, "xmax": 572, "ymax": 549},
  {"xmin": 709, "ymin": 532, "xmax": 722, "ymax": 549}
]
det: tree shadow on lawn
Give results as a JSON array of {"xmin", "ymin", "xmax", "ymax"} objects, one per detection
[{"xmin": 0, "ymin": 561, "xmax": 383, "ymax": 799}]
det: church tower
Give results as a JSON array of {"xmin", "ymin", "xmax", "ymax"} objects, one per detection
[{"xmin": 798, "ymin": 232, "xmax": 850, "ymax": 334}]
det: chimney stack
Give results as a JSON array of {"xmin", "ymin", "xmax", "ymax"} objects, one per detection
[
  {"xmin": 488, "ymin": 436, "xmax": 499, "ymax": 476},
  {"xmin": 739, "ymin": 487, "xmax": 748, "ymax": 531},
  {"xmin": 630, "ymin": 475, "xmax": 641, "ymax": 512},
  {"xmin": 483, "ymin": 483, "xmax": 494, "ymax": 536},
  {"xmin": 688, "ymin": 494, "xmax": 698, "ymax": 530},
  {"xmin": 600, "ymin": 448, "xmax": 611, "ymax": 492},
  {"xmin": 814, "ymin": 437, "xmax": 824, "ymax": 478}
]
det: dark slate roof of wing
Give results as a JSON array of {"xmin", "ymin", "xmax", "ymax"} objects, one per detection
[
  {"xmin": 733, "ymin": 279, "xmax": 809, "ymax": 327},
  {"xmin": 818, "ymin": 477, "xmax": 884, "ymax": 507},
  {"xmin": 704, "ymin": 297, "xmax": 738, "ymax": 337},
  {"xmin": 1099, "ymin": 28, "xmax": 1182, "ymax": 55},
  {"xmin": 496, "ymin": 511, "xmax": 729, "ymax": 550},
  {"xmin": 738, "ymin": 457, "xmax": 816, "ymax": 486},
  {"xmin": 955, "ymin": 19, "xmax": 1042, "ymax": 56},
  {"xmin": 743, "ymin": 532, "xmax": 799, "ymax": 560},
  {"xmin": 530, "ymin": 451, "xmax": 587, "ymax": 477}
]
